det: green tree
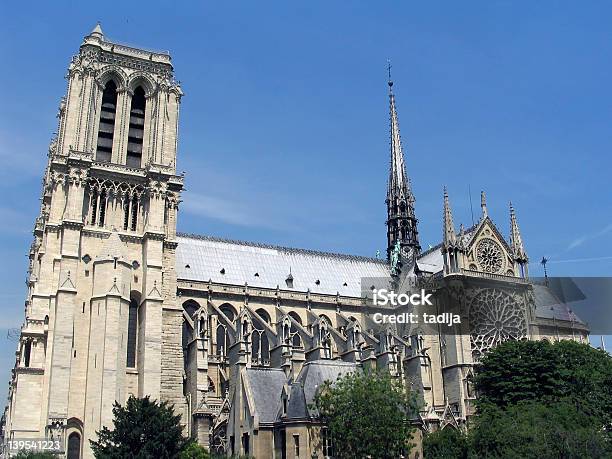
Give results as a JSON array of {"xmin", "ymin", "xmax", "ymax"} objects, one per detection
[
  {"xmin": 179, "ymin": 442, "xmax": 211, "ymax": 459},
  {"xmin": 313, "ymin": 369, "xmax": 419, "ymax": 459},
  {"xmin": 469, "ymin": 400, "xmax": 612, "ymax": 459},
  {"xmin": 90, "ymin": 395, "xmax": 191, "ymax": 458},
  {"xmin": 474, "ymin": 339, "xmax": 612, "ymax": 424},
  {"xmin": 423, "ymin": 427, "xmax": 468, "ymax": 459}
]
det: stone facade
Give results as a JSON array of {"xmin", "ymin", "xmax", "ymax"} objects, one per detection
[
  {"xmin": 2, "ymin": 25, "xmax": 183, "ymax": 458},
  {"xmin": 2, "ymin": 26, "xmax": 588, "ymax": 459}
]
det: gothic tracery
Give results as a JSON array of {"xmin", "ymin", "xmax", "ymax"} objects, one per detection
[{"xmin": 469, "ymin": 288, "xmax": 527, "ymax": 360}]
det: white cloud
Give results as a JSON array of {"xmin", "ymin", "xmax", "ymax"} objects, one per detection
[
  {"xmin": 566, "ymin": 223, "xmax": 612, "ymax": 251},
  {"xmin": 181, "ymin": 191, "xmax": 297, "ymax": 231}
]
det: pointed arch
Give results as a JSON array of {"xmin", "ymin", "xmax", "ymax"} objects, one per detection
[
  {"xmin": 126, "ymin": 85, "xmax": 146, "ymax": 168},
  {"xmin": 96, "ymin": 66, "xmax": 128, "ymax": 91},
  {"xmin": 182, "ymin": 299, "xmax": 200, "ymax": 319},
  {"xmin": 127, "ymin": 72, "xmax": 156, "ymax": 97},
  {"xmin": 288, "ymin": 311, "xmax": 302, "ymax": 325},
  {"xmin": 216, "ymin": 324, "xmax": 229, "ymax": 358},
  {"xmin": 219, "ymin": 303, "xmax": 236, "ymax": 323},
  {"xmin": 67, "ymin": 432, "xmax": 81, "ymax": 459},
  {"xmin": 255, "ymin": 308, "xmax": 271, "ymax": 325},
  {"xmin": 95, "ymin": 80, "xmax": 118, "ymax": 162}
]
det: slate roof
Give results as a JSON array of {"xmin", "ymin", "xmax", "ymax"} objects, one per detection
[
  {"xmin": 533, "ymin": 283, "xmax": 586, "ymax": 325},
  {"xmin": 243, "ymin": 361, "xmax": 359, "ymax": 423},
  {"xmin": 176, "ymin": 233, "xmax": 390, "ymax": 297},
  {"xmin": 175, "ymin": 232, "xmax": 583, "ymax": 325},
  {"xmin": 286, "ymin": 382, "xmax": 308, "ymax": 420},
  {"xmin": 243, "ymin": 367, "xmax": 286, "ymax": 424},
  {"xmin": 295, "ymin": 360, "xmax": 358, "ymax": 417}
]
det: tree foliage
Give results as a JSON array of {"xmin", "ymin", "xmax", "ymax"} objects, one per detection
[
  {"xmin": 423, "ymin": 339, "xmax": 612, "ymax": 458},
  {"xmin": 178, "ymin": 442, "xmax": 211, "ymax": 459},
  {"xmin": 90, "ymin": 395, "xmax": 191, "ymax": 458},
  {"xmin": 313, "ymin": 369, "xmax": 419, "ymax": 459},
  {"xmin": 474, "ymin": 339, "xmax": 612, "ymax": 424},
  {"xmin": 423, "ymin": 427, "xmax": 468, "ymax": 459},
  {"xmin": 470, "ymin": 400, "xmax": 612, "ymax": 458}
]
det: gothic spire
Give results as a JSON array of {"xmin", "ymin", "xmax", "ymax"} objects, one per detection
[
  {"xmin": 386, "ymin": 66, "xmax": 420, "ymax": 261},
  {"xmin": 387, "ymin": 72, "xmax": 411, "ymax": 204},
  {"xmin": 510, "ymin": 202, "xmax": 528, "ymax": 262},
  {"xmin": 443, "ymin": 187, "xmax": 457, "ymax": 248}
]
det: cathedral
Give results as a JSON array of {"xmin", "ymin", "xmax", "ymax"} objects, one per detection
[{"xmin": 2, "ymin": 26, "xmax": 589, "ymax": 458}]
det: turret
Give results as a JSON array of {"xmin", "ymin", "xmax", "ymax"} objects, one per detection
[
  {"xmin": 442, "ymin": 188, "xmax": 462, "ymax": 274},
  {"xmin": 510, "ymin": 202, "xmax": 529, "ymax": 277}
]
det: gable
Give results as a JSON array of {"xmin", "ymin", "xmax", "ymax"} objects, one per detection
[{"xmin": 464, "ymin": 218, "xmax": 515, "ymax": 276}]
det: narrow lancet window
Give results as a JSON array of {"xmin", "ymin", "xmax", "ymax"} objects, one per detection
[
  {"xmin": 96, "ymin": 80, "xmax": 118, "ymax": 162},
  {"xmin": 126, "ymin": 87, "xmax": 146, "ymax": 168},
  {"xmin": 126, "ymin": 299, "xmax": 138, "ymax": 367},
  {"xmin": 23, "ymin": 341, "xmax": 31, "ymax": 367}
]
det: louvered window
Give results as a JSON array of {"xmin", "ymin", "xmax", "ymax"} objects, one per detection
[
  {"xmin": 126, "ymin": 87, "xmax": 146, "ymax": 167},
  {"xmin": 96, "ymin": 81, "xmax": 118, "ymax": 162}
]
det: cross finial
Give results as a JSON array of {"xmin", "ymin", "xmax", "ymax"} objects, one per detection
[
  {"xmin": 541, "ymin": 256, "xmax": 549, "ymax": 283},
  {"xmin": 387, "ymin": 59, "xmax": 393, "ymax": 88}
]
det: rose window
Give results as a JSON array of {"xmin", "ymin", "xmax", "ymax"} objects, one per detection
[
  {"xmin": 476, "ymin": 238, "xmax": 504, "ymax": 273},
  {"xmin": 469, "ymin": 288, "xmax": 527, "ymax": 361}
]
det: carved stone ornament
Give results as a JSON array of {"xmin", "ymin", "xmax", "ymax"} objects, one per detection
[
  {"xmin": 469, "ymin": 288, "xmax": 527, "ymax": 361},
  {"xmin": 476, "ymin": 238, "xmax": 504, "ymax": 273}
]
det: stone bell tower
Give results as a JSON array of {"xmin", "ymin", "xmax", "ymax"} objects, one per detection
[{"xmin": 3, "ymin": 24, "xmax": 184, "ymax": 458}]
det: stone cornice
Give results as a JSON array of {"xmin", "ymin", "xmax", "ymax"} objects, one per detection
[
  {"xmin": 14, "ymin": 367, "xmax": 44, "ymax": 375},
  {"xmin": 143, "ymin": 230, "xmax": 166, "ymax": 241},
  {"xmin": 177, "ymin": 280, "xmax": 367, "ymax": 308},
  {"xmin": 62, "ymin": 219, "xmax": 84, "ymax": 230},
  {"xmin": 164, "ymin": 240, "xmax": 178, "ymax": 249}
]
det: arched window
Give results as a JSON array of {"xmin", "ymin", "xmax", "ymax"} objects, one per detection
[
  {"xmin": 89, "ymin": 186, "xmax": 108, "ymax": 227},
  {"xmin": 292, "ymin": 332, "xmax": 302, "ymax": 348},
  {"xmin": 255, "ymin": 308, "xmax": 271, "ymax": 324},
  {"xmin": 126, "ymin": 299, "xmax": 138, "ymax": 368},
  {"xmin": 261, "ymin": 333, "xmax": 270, "ymax": 363},
  {"xmin": 126, "ymin": 86, "xmax": 146, "ymax": 168},
  {"xmin": 251, "ymin": 331, "xmax": 260, "ymax": 362},
  {"xmin": 67, "ymin": 432, "xmax": 81, "ymax": 459},
  {"xmin": 219, "ymin": 304, "xmax": 236, "ymax": 323},
  {"xmin": 216, "ymin": 324, "xmax": 228, "ymax": 357},
  {"xmin": 288, "ymin": 311, "xmax": 302, "ymax": 325},
  {"xmin": 96, "ymin": 80, "xmax": 118, "ymax": 162},
  {"xmin": 319, "ymin": 314, "xmax": 332, "ymax": 327},
  {"xmin": 123, "ymin": 193, "xmax": 139, "ymax": 231},
  {"xmin": 183, "ymin": 300, "xmax": 199, "ymax": 319},
  {"xmin": 287, "ymin": 312, "xmax": 303, "ymax": 348},
  {"xmin": 250, "ymin": 330, "xmax": 270, "ymax": 367}
]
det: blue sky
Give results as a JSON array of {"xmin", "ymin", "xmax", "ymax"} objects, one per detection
[{"xmin": 0, "ymin": 1, "xmax": 611, "ymax": 400}]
